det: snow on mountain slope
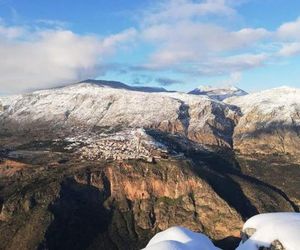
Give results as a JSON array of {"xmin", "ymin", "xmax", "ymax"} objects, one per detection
[
  {"xmin": 0, "ymin": 94, "xmax": 21, "ymax": 111},
  {"xmin": 226, "ymin": 86, "xmax": 300, "ymax": 117},
  {"xmin": 238, "ymin": 212, "xmax": 300, "ymax": 250},
  {"xmin": 0, "ymin": 82, "xmax": 239, "ymax": 147},
  {"xmin": 143, "ymin": 227, "xmax": 220, "ymax": 250},
  {"xmin": 188, "ymin": 85, "xmax": 248, "ymax": 101},
  {"xmin": 0, "ymin": 83, "xmax": 179, "ymax": 127},
  {"xmin": 225, "ymin": 86, "xmax": 300, "ymax": 156}
]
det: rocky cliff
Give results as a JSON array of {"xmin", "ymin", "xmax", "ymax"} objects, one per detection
[{"xmin": 0, "ymin": 153, "xmax": 296, "ymax": 250}]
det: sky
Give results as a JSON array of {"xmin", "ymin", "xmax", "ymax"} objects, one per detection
[{"xmin": 1, "ymin": 0, "xmax": 300, "ymax": 94}]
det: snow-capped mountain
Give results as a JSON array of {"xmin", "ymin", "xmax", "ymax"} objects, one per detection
[
  {"xmin": 2, "ymin": 80, "xmax": 300, "ymax": 157},
  {"xmin": 225, "ymin": 86, "xmax": 300, "ymax": 156},
  {"xmin": 188, "ymin": 85, "xmax": 248, "ymax": 101},
  {"xmin": 0, "ymin": 80, "xmax": 238, "ymax": 148}
]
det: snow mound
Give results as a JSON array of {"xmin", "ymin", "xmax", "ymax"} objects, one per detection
[
  {"xmin": 143, "ymin": 226, "xmax": 220, "ymax": 250},
  {"xmin": 188, "ymin": 85, "xmax": 247, "ymax": 101},
  {"xmin": 237, "ymin": 212, "xmax": 300, "ymax": 250}
]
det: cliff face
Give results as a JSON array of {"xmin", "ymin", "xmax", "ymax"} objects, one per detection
[
  {"xmin": 0, "ymin": 159, "xmax": 241, "ymax": 250},
  {"xmin": 74, "ymin": 161, "xmax": 243, "ymax": 239},
  {"xmin": 0, "ymin": 152, "xmax": 296, "ymax": 250}
]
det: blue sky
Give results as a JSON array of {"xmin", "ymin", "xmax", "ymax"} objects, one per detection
[{"xmin": 1, "ymin": 0, "xmax": 300, "ymax": 94}]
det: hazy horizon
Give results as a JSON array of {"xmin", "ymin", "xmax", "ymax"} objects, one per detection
[{"xmin": 0, "ymin": 78, "xmax": 299, "ymax": 97}]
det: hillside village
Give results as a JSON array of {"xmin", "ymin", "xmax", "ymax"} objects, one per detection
[{"xmin": 67, "ymin": 128, "xmax": 170, "ymax": 162}]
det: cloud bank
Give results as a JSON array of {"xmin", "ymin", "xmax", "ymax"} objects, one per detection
[
  {"xmin": 0, "ymin": 22, "xmax": 136, "ymax": 93},
  {"xmin": 1, "ymin": 0, "xmax": 300, "ymax": 93}
]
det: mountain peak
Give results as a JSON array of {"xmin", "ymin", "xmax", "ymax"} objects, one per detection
[
  {"xmin": 197, "ymin": 85, "xmax": 241, "ymax": 91},
  {"xmin": 188, "ymin": 85, "xmax": 247, "ymax": 101}
]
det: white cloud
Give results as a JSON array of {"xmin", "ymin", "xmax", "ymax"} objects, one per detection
[
  {"xmin": 35, "ymin": 19, "xmax": 69, "ymax": 29},
  {"xmin": 142, "ymin": 0, "xmax": 236, "ymax": 25},
  {"xmin": 219, "ymin": 72, "xmax": 242, "ymax": 86},
  {"xmin": 275, "ymin": 17, "xmax": 300, "ymax": 57},
  {"xmin": 137, "ymin": 0, "xmax": 271, "ymax": 74},
  {"xmin": 184, "ymin": 53, "xmax": 268, "ymax": 75},
  {"xmin": 2, "ymin": 2, "xmax": 300, "ymax": 93},
  {"xmin": 278, "ymin": 42, "xmax": 300, "ymax": 57},
  {"xmin": 141, "ymin": 19, "xmax": 269, "ymax": 71},
  {"xmin": 278, "ymin": 18, "xmax": 300, "ymax": 40},
  {"xmin": 211, "ymin": 53, "xmax": 268, "ymax": 71},
  {"xmin": 0, "ymin": 22, "xmax": 24, "ymax": 39},
  {"xmin": 0, "ymin": 24, "xmax": 136, "ymax": 94}
]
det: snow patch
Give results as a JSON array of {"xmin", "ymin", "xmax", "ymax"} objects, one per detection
[
  {"xmin": 237, "ymin": 212, "xmax": 300, "ymax": 250},
  {"xmin": 143, "ymin": 226, "xmax": 220, "ymax": 250}
]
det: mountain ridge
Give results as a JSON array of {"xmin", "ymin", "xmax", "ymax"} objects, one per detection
[
  {"xmin": 189, "ymin": 85, "xmax": 248, "ymax": 101},
  {"xmin": 0, "ymin": 81, "xmax": 238, "ymax": 148}
]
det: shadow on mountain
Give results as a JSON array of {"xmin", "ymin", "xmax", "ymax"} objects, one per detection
[
  {"xmin": 189, "ymin": 150, "xmax": 299, "ymax": 215},
  {"xmin": 235, "ymin": 121, "xmax": 300, "ymax": 139},
  {"xmin": 147, "ymin": 130, "xmax": 299, "ymax": 220},
  {"xmin": 190, "ymin": 153, "xmax": 259, "ymax": 219},
  {"xmin": 39, "ymin": 177, "xmax": 114, "ymax": 250}
]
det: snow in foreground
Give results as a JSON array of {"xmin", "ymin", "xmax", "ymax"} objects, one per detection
[
  {"xmin": 143, "ymin": 226, "xmax": 220, "ymax": 250},
  {"xmin": 237, "ymin": 212, "xmax": 300, "ymax": 250},
  {"xmin": 143, "ymin": 213, "xmax": 300, "ymax": 250}
]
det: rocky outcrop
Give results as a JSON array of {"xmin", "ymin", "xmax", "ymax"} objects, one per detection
[
  {"xmin": 266, "ymin": 240, "xmax": 285, "ymax": 250},
  {"xmin": 238, "ymin": 212, "xmax": 300, "ymax": 250},
  {"xmin": 0, "ymin": 159, "xmax": 29, "ymax": 176},
  {"xmin": 74, "ymin": 161, "xmax": 244, "ymax": 240}
]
